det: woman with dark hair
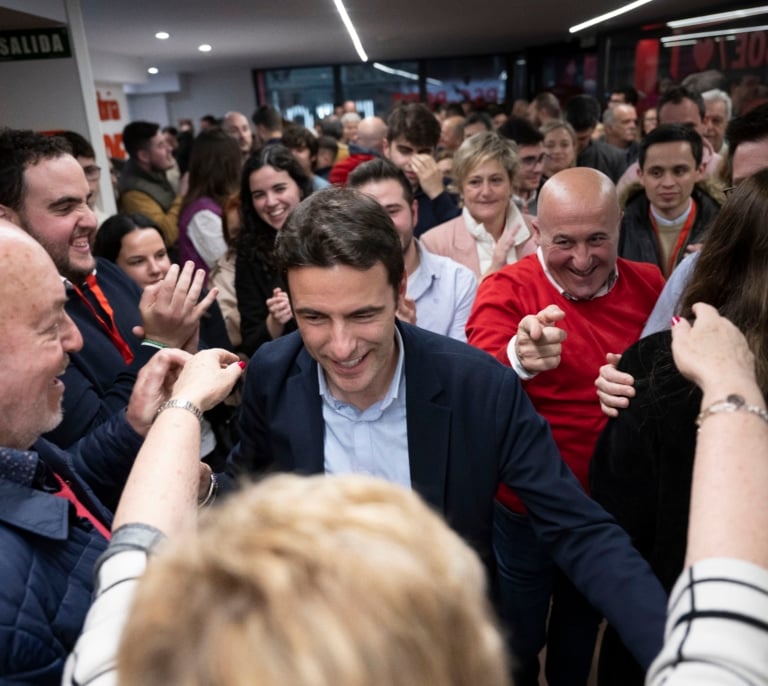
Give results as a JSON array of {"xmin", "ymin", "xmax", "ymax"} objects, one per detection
[
  {"xmin": 94, "ymin": 212, "xmax": 232, "ymax": 352},
  {"xmin": 94, "ymin": 212, "xmax": 171, "ymax": 288},
  {"xmin": 178, "ymin": 129, "xmax": 242, "ymax": 276},
  {"xmin": 589, "ymin": 167, "xmax": 768, "ymax": 685},
  {"xmin": 235, "ymin": 144, "xmax": 313, "ymax": 356}
]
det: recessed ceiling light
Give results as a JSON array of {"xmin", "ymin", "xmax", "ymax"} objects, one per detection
[
  {"xmin": 148, "ymin": 67, "xmax": 159, "ymax": 74},
  {"xmin": 198, "ymin": 44, "xmax": 212, "ymax": 52},
  {"xmin": 155, "ymin": 31, "xmax": 170, "ymax": 40}
]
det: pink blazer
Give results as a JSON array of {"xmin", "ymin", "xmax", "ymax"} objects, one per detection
[{"xmin": 421, "ymin": 212, "xmax": 537, "ymax": 279}]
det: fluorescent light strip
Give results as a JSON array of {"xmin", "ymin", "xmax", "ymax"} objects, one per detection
[
  {"xmin": 661, "ymin": 23, "xmax": 768, "ymax": 44},
  {"xmin": 332, "ymin": 0, "xmax": 368, "ymax": 62},
  {"xmin": 668, "ymin": 6, "xmax": 768, "ymax": 29},
  {"xmin": 569, "ymin": 0, "xmax": 656, "ymax": 33},
  {"xmin": 373, "ymin": 62, "xmax": 416, "ymax": 80}
]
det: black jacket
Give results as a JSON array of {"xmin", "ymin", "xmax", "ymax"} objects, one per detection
[{"xmin": 619, "ymin": 184, "xmax": 721, "ymax": 273}]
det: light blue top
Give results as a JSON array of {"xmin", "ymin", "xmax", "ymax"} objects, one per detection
[
  {"xmin": 409, "ymin": 241, "xmax": 478, "ymax": 342},
  {"xmin": 312, "ymin": 175, "xmax": 331, "ymax": 190},
  {"xmin": 641, "ymin": 251, "xmax": 699, "ymax": 337},
  {"xmin": 319, "ymin": 327, "xmax": 410, "ymax": 488}
]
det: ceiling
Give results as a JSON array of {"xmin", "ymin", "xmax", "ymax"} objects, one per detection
[{"xmin": 73, "ymin": 0, "xmax": 736, "ymax": 75}]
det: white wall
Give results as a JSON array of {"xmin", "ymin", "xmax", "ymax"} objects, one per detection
[
  {"xmin": 0, "ymin": 58, "xmax": 87, "ymax": 130},
  {"xmin": 126, "ymin": 93, "xmax": 171, "ymax": 127},
  {"xmin": 167, "ymin": 68, "xmax": 257, "ymax": 126}
]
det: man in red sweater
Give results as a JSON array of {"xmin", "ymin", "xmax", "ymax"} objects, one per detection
[{"xmin": 466, "ymin": 167, "xmax": 664, "ymax": 686}]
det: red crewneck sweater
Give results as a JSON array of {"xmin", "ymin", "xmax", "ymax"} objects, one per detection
[{"xmin": 467, "ymin": 253, "xmax": 664, "ymax": 513}]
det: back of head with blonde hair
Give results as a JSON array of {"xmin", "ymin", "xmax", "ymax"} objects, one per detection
[
  {"xmin": 117, "ymin": 474, "xmax": 511, "ymax": 686},
  {"xmin": 451, "ymin": 130, "xmax": 520, "ymax": 188}
]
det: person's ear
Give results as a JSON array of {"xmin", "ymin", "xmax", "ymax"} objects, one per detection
[
  {"xmin": 0, "ymin": 204, "xmax": 21, "ymax": 226},
  {"xmin": 531, "ymin": 218, "xmax": 542, "ymax": 246}
]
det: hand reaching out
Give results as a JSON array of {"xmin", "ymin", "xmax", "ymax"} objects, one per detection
[{"xmin": 515, "ymin": 305, "xmax": 567, "ymax": 374}]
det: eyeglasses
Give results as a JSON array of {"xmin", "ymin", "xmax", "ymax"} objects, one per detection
[
  {"xmin": 521, "ymin": 153, "xmax": 545, "ymax": 168},
  {"xmin": 83, "ymin": 165, "xmax": 101, "ymax": 181}
]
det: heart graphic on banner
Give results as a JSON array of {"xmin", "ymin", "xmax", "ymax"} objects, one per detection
[{"xmin": 692, "ymin": 38, "xmax": 715, "ymax": 71}]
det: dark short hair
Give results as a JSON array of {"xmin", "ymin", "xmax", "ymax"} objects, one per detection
[
  {"xmin": 276, "ymin": 187, "xmax": 404, "ymax": 298},
  {"xmin": 727, "ymin": 102, "xmax": 768, "ymax": 157},
  {"xmin": 252, "ymin": 105, "xmax": 283, "ymax": 131},
  {"xmin": 498, "ymin": 117, "xmax": 544, "ymax": 146},
  {"xmin": 0, "ymin": 128, "xmax": 71, "ymax": 212},
  {"xmin": 317, "ymin": 136, "xmax": 339, "ymax": 158},
  {"xmin": 386, "ymin": 103, "xmax": 440, "ymax": 148},
  {"xmin": 463, "ymin": 111, "xmax": 493, "ymax": 133},
  {"xmin": 610, "ymin": 85, "xmax": 639, "ymax": 106},
  {"xmin": 57, "ymin": 131, "xmax": 95, "ymax": 159},
  {"xmin": 532, "ymin": 92, "xmax": 562, "ymax": 118},
  {"xmin": 658, "ymin": 86, "xmax": 705, "ymax": 121},
  {"xmin": 565, "ymin": 95, "xmax": 601, "ymax": 131},
  {"xmin": 318, "ymin": 118, "xmax": 343, "ymax": 140},
  {"xmin": 348, "ymin": 158, "xmax": 414, "ymax": 204},
  {"xmin": 638, "ymin": 123, "xmax": 703, "ymax": 169},
  {"xmin": 122, "ymin": 121, "xmax": 160, "ymax": 157},
  {"xmin": 93, "ymin": 212, "xmax": 165, "ymax": 263},
  {"xmin": 282, "ymin": 125, "xmax": 319, "ymax": 158}
]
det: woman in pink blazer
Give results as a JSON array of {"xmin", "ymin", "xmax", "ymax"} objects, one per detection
[{"xmin": 422, "ymin": 132, "xmax": 536, "ymax": 279}]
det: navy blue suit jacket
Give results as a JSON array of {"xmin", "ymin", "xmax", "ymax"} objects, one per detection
[{"xmin": 227, "ymin": 322, "xmax": 666, "ymax": 666}]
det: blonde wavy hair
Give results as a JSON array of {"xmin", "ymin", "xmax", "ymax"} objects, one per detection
[{"xmin": 118, "ymin": 474, "xmax": 511, "ymax": 686}]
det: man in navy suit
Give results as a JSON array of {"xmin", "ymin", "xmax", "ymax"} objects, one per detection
[{"xmin": 225, "ymin": 187, "xmax": 666, "ymax": 674}]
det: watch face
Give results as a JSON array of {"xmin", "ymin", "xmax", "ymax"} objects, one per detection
[{"xmin": 726, "ymin": 394, "xmax": 746, "ymax": 407}]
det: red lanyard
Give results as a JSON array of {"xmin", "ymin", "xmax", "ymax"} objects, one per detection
[
  {"xmin": 649, "ymin": 198, "xmax": 697, "ymax": 277},
  {"xmin": 52, "ymin": 472, "xmax": 111, "ymax": 540},
  {"xmin": 72, "ymin": 274, "xmax": 134, "ymax": 365}
]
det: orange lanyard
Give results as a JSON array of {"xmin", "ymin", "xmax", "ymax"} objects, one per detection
[
  {"xmin": 71, "ymin": 274, "xmax": 135, "ymax": 365},
  {"xmin": 52, "ymin": 472, "xmax": 111, "ymax": 540},
  {"xmin": 649, "ymin": 198, "xmax": 697, "ymax": 277}
]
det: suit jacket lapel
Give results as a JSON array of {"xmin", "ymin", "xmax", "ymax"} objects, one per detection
[
  {"xmin": 401, "ymin": 324, "xmax": 450, "ymax": 513},
  {"xmin": 285, "ymin": 348, "xmax": 325, "ymax": 475}
]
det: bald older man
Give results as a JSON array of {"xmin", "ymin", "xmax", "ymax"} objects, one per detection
[
  {"xmin": 467, "ymin": 168, "xmax": 665, "ymax": 686},
  {"xmin": 223, "ymin": 111, "xmax": 254, "ymax": 160},
  {"xmin": 328, "ymin": 116, "xmax": 389, "ymax": 185},
  {"xmin": 0, "ymin": 221, "xmax": 193, "ymax": 683}
]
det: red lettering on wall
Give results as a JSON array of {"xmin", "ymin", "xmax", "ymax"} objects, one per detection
[
  {"xmin": 748, "ymin": 31, "xmax": 766, "ymax": 67},
  {"xmin": 104, "ymin": 133, "xmax": 124, "ymax": 159},
  {"xmin": 97, "ymin": 93, "xmax": 121, "ymax": 121},
  {"xmin": 732, "ymin": 34, "xmax": 748, "ymax": 69}
]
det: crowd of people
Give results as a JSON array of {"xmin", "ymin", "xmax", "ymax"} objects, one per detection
[{"xmin": 1, "ymin": 75, "xmax": 767, "ymax": 686}]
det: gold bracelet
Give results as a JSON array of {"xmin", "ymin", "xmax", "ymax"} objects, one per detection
[
  {"xmin": 156, "ymin": 398, "xmax": 204, "ymax": 423},
  {"xmin": 696, "ymin": 394, "xmax": 768, "ymax": 431}
]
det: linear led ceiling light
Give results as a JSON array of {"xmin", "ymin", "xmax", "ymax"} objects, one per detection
[
  {"xmin": 332, "ymin": 0, "xmax": 368, "ymax": 61},
  {"xmin": 570, "ymin": 0, "xmax": 656, "ymax": 33},
  {"xmin": 667, "ymin": 6, "xmax": 768, "ymax": 29},
  {"xmin": 661, "ymin": 24, "xmax": 768, "ymax": 44}
]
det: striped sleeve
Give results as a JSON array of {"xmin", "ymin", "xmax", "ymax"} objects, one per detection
[{"xmin": 646, "ymin": 557, "xmax": 768, "ymax": 686}]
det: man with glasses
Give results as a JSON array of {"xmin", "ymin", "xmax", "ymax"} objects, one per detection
[
  {"xmin": 499, "ymin": 117, "xmax": 544, "ymax": 216},
  {"xmin": 498, "ymin": 117, "xmax": 546, "ymax": 215},
  {"xmin": 58, "ymin": 131, "xmax": 106, "ymax": 223}
]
